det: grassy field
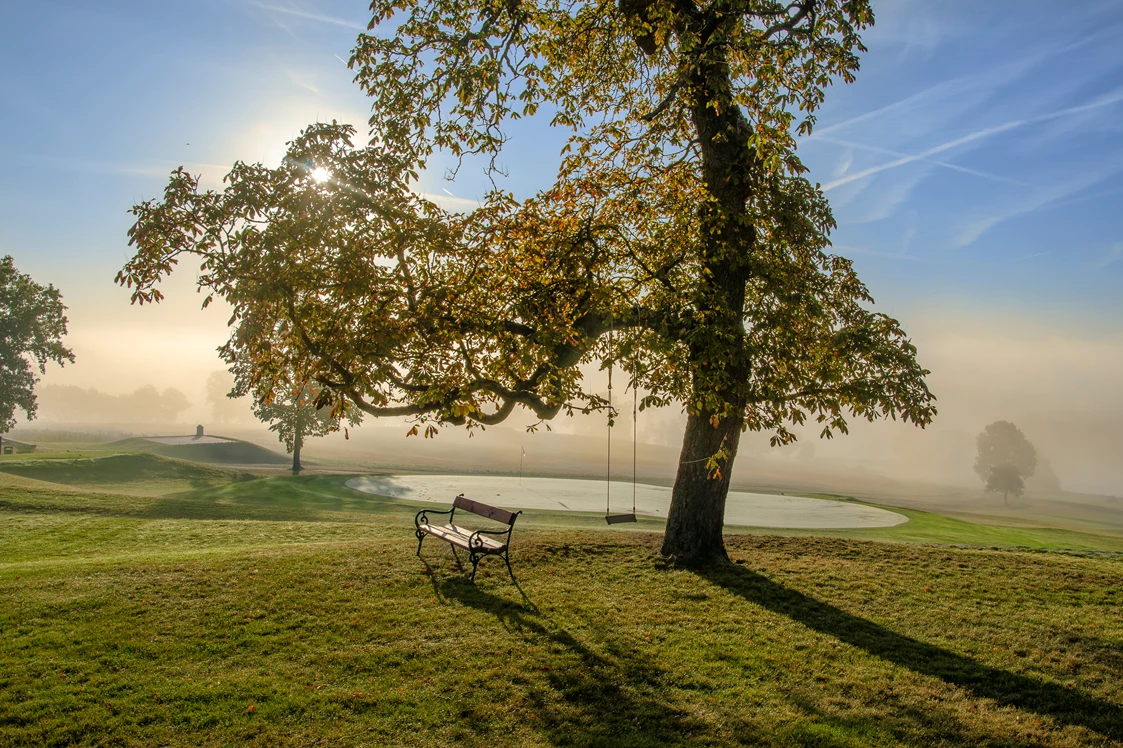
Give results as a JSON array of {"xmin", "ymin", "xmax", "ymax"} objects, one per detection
[{"xmin": 1, "ymin": 453, "xmax": 1121, "ymax": 746}]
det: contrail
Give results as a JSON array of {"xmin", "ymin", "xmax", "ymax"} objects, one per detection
[
  {"xmin": 821, "ymin": 89, "xmax": 1123, "ymax": 192},
  {"xmin": 816, "ymin": 136, "xmax": 1032, "ymax": 187}
]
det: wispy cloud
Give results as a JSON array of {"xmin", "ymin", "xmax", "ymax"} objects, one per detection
[
  {"xmin": 1095, "ymin": 242, "xmax": 1123, "ymax": 268},
  {"xmin": 6, "ymin": 152, "xmax": 233, "ymax": 180},
  {"xmin": 830, "ymin": 244, "xmax": 927, "ymax": 263},
  {"xmin": 816, "ymin": 136, "xmax": 1031, "ymax": 188},
  {"xmin": 1044, "ymin": 184, "xmax": 1123, "ymax": 214},
  {"xmin": 285, "ymin": 69, "xmax": 322, "ymax": 95},
  {"xmin": 841, "ymin": 166, "xmax": 932, "ymax": 224},
  {"xmin": 1016, "ymin": 251, "xmax": 1050, "ymax": 261},
  {"xmin": 832, "ymin": 149, "xmax": 853, "ymax": 180},
  {"xmin": 821, "ymin": 88, "xmax": 1123, "ymax": 193},
  {"xmin": 812, "ymin": 34, "xmax": 1094, "ymax": 142},
  {"xmin": 417, "ymin": 191, "xmax": 481, "ymax": 213},
  {"xmin": 248, "ymin": 2, "xmax": 366, "ymax": 31},
  {"xmin": 867, "ymin": 2, "xmax": 955, "ymax": 62},
  {"xmin": 954, "ymin": 162, "xmax": 1123, "ymax": 248}
]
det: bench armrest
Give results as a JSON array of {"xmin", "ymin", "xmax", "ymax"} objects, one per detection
[
  {"xmin": 415, "ymin": 507, "xmax": 453, "ymax": 528},
  {"xmin": 469, "ymin": 527, "xmax": 513, "ymax": 550}
]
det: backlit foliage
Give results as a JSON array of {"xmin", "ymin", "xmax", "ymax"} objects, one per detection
[{"xmin": 120, "ymin": 0, "xmax": 935, "ymax": 509}]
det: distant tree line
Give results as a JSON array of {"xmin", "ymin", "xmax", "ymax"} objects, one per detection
[{"xmin": 35, "ymin": 384, "xmax": 191, "ymax": 424}]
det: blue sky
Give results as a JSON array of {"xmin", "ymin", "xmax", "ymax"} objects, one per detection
[{"xmin": 1, "ymin": 0, "xmax": 1121, "ymax": 492}]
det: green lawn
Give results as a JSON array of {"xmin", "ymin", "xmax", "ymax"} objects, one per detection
[{"xmin": 1, "ymin": 454, "xmax": 1121, "ymax": 745}]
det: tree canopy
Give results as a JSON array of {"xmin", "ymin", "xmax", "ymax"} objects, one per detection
[
  {"xmin": 0, "ymin": 255, "xmax": 75, "ymax": 431},
  {"xmin": 119, "ymin": 0, "xmax": 936, "ymax": 564}
]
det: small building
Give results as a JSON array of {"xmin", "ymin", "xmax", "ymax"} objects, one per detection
[
  {"xmin": 0, "ymin": 437, "xmax": 37, "ymax": 455},
  {"xmin": 141, "ymin": 424, "xmax": 237, "ymax": 448},
  {"xmin": 128, "ymin": 425, "xmax": 288, "ymax": 466}
]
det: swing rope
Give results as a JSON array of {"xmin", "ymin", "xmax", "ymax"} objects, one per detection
[
  {"xmin": 606, "ymin": 359, "xmax": 612, "ymax": 515},
  {"xmin": 632, "ymin": 367, "xmax": 637, "ymax": 517},
  {"xmin": 605, "ymin": 340, "xmax": 638, "ymax": 525}
]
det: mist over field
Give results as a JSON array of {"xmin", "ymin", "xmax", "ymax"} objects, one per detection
[{"xmin": 21, "ymin": 294, "xmax": 1121, "ymax": 504}]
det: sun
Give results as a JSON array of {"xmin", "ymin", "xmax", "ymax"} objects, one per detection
[{"xmin": 310, "ymin": 167, "xmax": 331, "ymax": 184}]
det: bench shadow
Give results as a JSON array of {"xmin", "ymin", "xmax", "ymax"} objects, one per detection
[
  {"xmin": 698, "ymin": 563, "xmax": 1123, "ymax": 742},
  {"xmin": 419, "ymin": 550, "xmax": 537, "ymax": 611},
  {"xmin": 427, "ymin": 566, "xmax": 710, "ymax": 746}
]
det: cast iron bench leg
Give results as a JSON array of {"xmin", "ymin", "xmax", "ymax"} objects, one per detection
[{"xmin": 470, "ymin": 551, "xmax": 482, "ymax": 581}]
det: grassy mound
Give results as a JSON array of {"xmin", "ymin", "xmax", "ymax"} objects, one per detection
[
  {"xmin": 108, "ymin": 437, "xmax": 289, "ymax": 466},
  {"xmin": 0, "ymin": 452, "xmax": 257, "ymax": 495}
]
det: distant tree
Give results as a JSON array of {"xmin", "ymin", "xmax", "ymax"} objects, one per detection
[
  {"xmin": 254, "ymin": 383, "xmax": 360, "ymax": 475},
  {"xmin": 975, "ymin": 421, "xmax": 1037, "ymax": 505},
  {"xmin": 985, "ymin": 464, "xmax": 1025, "ymax": 502},
  {"xmin": 0, "ymin": 256, "xmax": 75, "ymax": 431},
  {"xmin": 206, "ymin": 370, "xmax": 249, "ymax": 424},
  {"xmin": 129, "ymin": 385, "xmax": 191, "ymax": 423}
]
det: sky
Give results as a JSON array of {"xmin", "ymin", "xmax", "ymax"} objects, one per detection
[{"xmin": 1, "ymin": 0, "xmax": 1121, "ymax": 494}]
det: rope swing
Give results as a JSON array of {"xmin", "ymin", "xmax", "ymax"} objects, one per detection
[{"xmin": 605, "ymin": 347, "xmax": 638, "ymax": 525}]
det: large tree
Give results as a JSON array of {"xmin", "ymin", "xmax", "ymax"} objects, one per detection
[
  {"xmin": 974, "ymin": 420, "xmax": 1036, "ymax": 506},
  {"xmin": 119, "ymin": 0, "xmax": 936, "ymax": 565},
  {"xmin": 0, "ymin": 255, "xmax": 75, "ymax": 431}
]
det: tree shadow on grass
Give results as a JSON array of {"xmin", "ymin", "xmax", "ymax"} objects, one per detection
[
  {"xmin": 699, "ymin": 563, "xmax": 1123, "ymax": 742},
  {"xmin": 426, "ymin": 565, "xmax": 720, "ymax": 747}
]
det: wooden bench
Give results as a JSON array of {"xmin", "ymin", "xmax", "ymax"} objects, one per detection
[{"xmin": 414, "ymin": 494, "xmax": 521, "ymax": 582}]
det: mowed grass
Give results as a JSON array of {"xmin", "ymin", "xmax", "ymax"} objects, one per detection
[{"xmin": 1, "ymin": 455, "xmax": 1122, "ymax": 745}]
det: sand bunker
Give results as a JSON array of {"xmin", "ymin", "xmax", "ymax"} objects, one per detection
[{"xmin": 346, "ymin": 474, "xmax": 907, "ymax": 529}]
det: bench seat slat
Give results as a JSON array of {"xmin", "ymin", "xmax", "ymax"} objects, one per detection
[
  {"xmin": 447, "ymin": 524, "xmax": 506, "ymax": 549},
  {"xmin": 418, "ymin": 523, "xmax": 506, "ymax": 550}
]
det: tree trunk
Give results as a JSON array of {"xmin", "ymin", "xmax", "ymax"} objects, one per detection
[
  {"xmin": 292, "ymin": 433, "xmax": 303, "ymax": 475},
  {"xmin": 655, "ymin": 11, "xmax": 756, "ymax": 565},
  {"xmin": 661, "ymin": 406, "xmax": 745, "ymax": 565}
]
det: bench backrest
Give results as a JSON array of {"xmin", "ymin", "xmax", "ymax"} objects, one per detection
[{"xmin": 453, "ymin": 494, "xmax": 519, "ymax": 526}]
